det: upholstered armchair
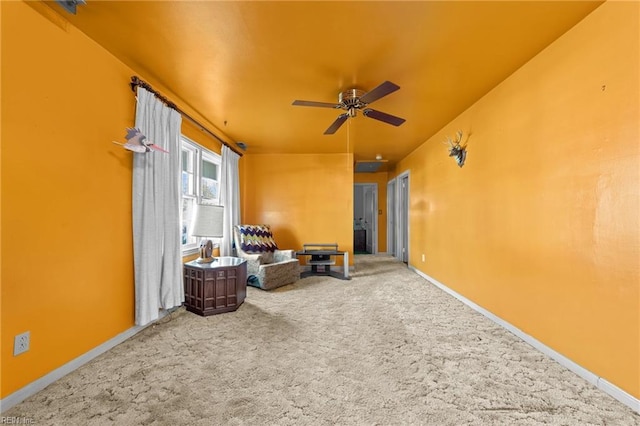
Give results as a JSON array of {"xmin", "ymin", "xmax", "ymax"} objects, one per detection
[{"xmin": 233, "ymin": 225, "xmax": 300, "ymax": 290}]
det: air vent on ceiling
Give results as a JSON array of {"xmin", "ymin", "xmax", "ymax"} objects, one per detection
[
  {"xmin": 55, "ymin": 0, "xmax": 86, "ymax": 15},
  {"xmin": 355, "ymin": 161, "xmax": 387, "ymax": 173}
]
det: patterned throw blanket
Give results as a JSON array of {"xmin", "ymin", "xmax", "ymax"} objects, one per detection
[{"xmin": 237, "ymin": 225, "xmax": 278, "ymax": 253}]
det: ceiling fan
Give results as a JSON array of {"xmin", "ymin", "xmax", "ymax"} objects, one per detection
[{"xmin": 292, "ymin": 81, "xmax": 406, "ymax": 135}]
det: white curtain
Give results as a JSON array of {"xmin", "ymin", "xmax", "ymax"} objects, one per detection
[
  {"xmin": 219, "ymin": 145, "xmax": 241, "ymax": 256},
  {"xmin": 132, "ymin": 87, "xmax": 183, "ymax": 326}
]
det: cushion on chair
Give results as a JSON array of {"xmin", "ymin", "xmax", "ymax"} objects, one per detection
[{"xmin": 237, "ymin": 224, "xmax": 278, "ymax": 263}]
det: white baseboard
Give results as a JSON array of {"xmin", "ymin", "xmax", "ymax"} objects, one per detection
[
  {"xmin": 0, "ymin": 309, "xmax": 174, "ymax": 413},
  {"xmin": 409, "ymin": 266, "xmax": 640, "ymax": 414},
  {"xmin": 598, "ymin": 378, "xmax": 640, "ymax": 414}
]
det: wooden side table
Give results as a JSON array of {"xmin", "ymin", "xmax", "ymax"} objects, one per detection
[{"xmin": 183, "ymin": 257, "xmax": 247, "ymax": 316}]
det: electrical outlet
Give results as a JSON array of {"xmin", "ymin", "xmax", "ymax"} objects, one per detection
[
  {"xmin": 14, "ymin": 331, "xmax": 30, "ymax": 356},
  {"xmin": 421, "ymin": 253, "xmax": 426, "ymax": 262}
]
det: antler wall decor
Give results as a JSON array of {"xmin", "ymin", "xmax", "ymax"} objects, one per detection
[{"xmin": 444, "ymin": 130, "xmax": 467, "ymax": 167}]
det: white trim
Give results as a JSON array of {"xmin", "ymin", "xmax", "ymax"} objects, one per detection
[
  {"xmin": 409, "ymin": 266, "xmax": 640, "ymax": 414},
  {"xmin": 0, "ymin": 310, "xmax": 173, "ymax": 413},
  {"xmin": 182, "ymin": 246, "xmax": 199, "ymax": 257},
  {"xmin": 180, "ymin": 136, "xmax": 222, "ymax": 255},
  {"xmin": 598, "ymin": 378, "xmax": 640, "ymax": 414}
]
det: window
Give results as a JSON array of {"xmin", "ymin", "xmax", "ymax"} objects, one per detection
[{"xmin": 181, "ymin": 136, "xmax": 221, "ymax": 253}]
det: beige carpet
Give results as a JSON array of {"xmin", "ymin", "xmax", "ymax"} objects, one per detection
[{"xmin": 6, "ymin": 255, "xmax": 639, "ymax": 425}]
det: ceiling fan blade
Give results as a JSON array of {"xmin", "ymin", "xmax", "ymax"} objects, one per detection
[
  {"xmin": 292, "ymin": 100, "xmax": 341, "ymax": 109},
  {"xmin": 363, "ymin": 109, "xmax": 406, "ymax": 126},
  {"xmin": 324, "ymin": 113, "xmax": 349, "ymax": 135},
  {"xmin": 359, "ymin": 81, "xmax": 400, "ymax": 105}
]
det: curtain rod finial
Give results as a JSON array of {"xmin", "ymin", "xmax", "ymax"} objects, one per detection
[{"xmin": 130, "ymin": 76, "xmax": 140, "ymax": 93}]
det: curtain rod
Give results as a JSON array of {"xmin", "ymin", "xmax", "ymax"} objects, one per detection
[{"xmin": 129, "ymin": 76, "xmax": 243, "ymax": 157}]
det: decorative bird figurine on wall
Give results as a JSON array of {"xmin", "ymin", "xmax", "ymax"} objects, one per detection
[{"xmin": 113, "ymin": 127, "xmax": 169, "ymax": 153}]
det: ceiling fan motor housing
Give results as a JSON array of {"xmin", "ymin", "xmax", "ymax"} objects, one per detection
[
  {"xmin": 339, "ymin": 89, "xmax": 367, "ymax": 117},
  {"xmin": 339, "ymin": 89, "xmax": 366, "ymax": 109}
]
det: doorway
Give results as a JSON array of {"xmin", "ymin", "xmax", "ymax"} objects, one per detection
[{"xmin": 353, "ymin": 183, "xmax": 378, "ymax": 254}]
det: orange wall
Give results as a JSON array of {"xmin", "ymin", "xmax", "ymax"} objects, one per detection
[
  {"xmin": 1, "ymin": 1, "xmax": 136, "ymax": 397},
  {"xmin": 0, "ymin": 2, "xmax": 223, "ymax": 398},
  {"xmin": 354, "ymin": 172, "xmax": 388, "ymax": 253},
  {"xmin": 393, "ymin": 1, "xmax": 639, "ymax": 397},
  {"xmin": 241, "ymin": 153, "xmax": 353, "ymax": 265},
  {"xmin": 2, "ymin": 0, "xmax": 637, "ymax": 405}
]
